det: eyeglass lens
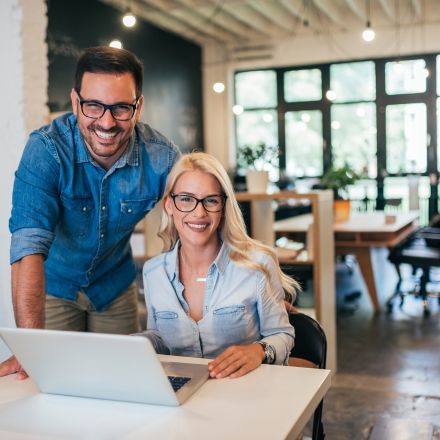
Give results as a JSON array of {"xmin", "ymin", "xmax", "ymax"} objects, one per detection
[
  {"xmin": 81, "ymin": 101, "xmax": 135, "ymax": 121},
  {"xmin": 173, "ymin": 194, "xmax": 225, "ymax": 212}
]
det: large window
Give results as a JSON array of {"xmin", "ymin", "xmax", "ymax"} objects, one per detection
[
  {"xmin": 285, "ymin": 110, "xmax": 323, "ymax": 177},
  {"xmin": 234, "ymin": 53, "xmax": 439, "ymax": 221}
]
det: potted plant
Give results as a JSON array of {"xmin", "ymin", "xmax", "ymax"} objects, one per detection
[
  {"xmin": 320, "ymin": 164, "xmax": 360, "ymax": 222},
  {"xmin": 237, "ymin": 143, "xmax": 278, "ymax": 193}
]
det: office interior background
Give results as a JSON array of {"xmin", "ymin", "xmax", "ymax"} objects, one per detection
[{"xmin": 1, "ymin": 0, "xmax": 440, "ymax": 438}]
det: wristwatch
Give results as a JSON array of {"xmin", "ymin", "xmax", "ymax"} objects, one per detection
[{"xmin": 258, "ymin": 341, "xmax": 275, "ymax": 365}]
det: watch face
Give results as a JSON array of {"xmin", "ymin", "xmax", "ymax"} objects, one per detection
[
  {"xmin": 260, "ymin": 342, "xmax": 275, "ymax": 364},
  {"xmin": 266, "ymin": 344, "xmax": 275, "ymax": 364}
]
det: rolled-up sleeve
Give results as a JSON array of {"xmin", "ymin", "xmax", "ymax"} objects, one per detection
[
  {"xmin": 9, "ymin": 133, "xmax": 60, "ymax": 264},
  {"xmin": 257, "ymin": 256, "xmax": 295, "ymax": 365}
]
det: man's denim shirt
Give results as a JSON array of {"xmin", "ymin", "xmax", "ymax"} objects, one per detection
[
  {"xmin": 9, "ymin": 113, "xmax": 179, "ymax": 311},
  {"xmin": 142, "ymin": 242, "xmax": 295, "ymax": 364}
]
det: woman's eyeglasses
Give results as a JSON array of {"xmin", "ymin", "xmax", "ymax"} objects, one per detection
[{"xmin": 170, "ymin": 193, "xmax": 227, "ymax": 213}]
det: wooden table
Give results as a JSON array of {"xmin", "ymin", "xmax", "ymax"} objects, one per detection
[
  {"xmin": 275, "ymin": 211, "xmax": 419, "ymax": 313},
  {"xmin": 0, "ymin": 355, "xmax": 331, "ymax": 440}
]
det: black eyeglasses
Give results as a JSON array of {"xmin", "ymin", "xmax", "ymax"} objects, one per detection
[
  {"xmin": 170, "ymin": 193, "xmax": 227, "ymax": 213},
  {"xmin": 76, "ymin": 92, "xmax": 139, "ymax": 121}
]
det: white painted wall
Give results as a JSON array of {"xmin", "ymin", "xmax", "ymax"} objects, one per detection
[
  {"xmin": 0, "ymin": 0, "xmax": 48, "ymax": 361},
  {"xmin": 203, "ymin": 22, "xmax": 440, "ymax": 168}
]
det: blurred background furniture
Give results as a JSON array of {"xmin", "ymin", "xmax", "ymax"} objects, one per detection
[
  {"xmin": 387, "ymin": 216, "xmax": 440, "ymax": 317},
  {"xmin": 275, "ymin": 211, "xmax": 419, "ymax": 313}
]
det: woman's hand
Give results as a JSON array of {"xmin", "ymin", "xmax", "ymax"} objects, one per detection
[{"xmin": 208, "ymin": 343, "xmax": 265, "ymax": 379}]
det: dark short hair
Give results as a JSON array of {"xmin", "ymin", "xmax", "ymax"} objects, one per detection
[{"xmin": 74, "ymin": 46, "xmax": 144, "ymax": 97}]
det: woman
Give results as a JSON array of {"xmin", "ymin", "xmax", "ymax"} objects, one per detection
[{"xmin": 143, "ymin": 152, "xmax": 298, "ymax": 379}]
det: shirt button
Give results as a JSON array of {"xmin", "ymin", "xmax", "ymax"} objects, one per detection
[
  {"xmin": 82, "ymin": 206, "xmax": 87, "ymax": 212},
  {"xmin": 127, "ymin": 208, "xmax": 132, "ymax": 213},
  {"xmin": 87, "ymin": 271, "xmax": 92, "ymax": 276},
  {"xmin": 101, "ymin": 206, "xmax": 106, "ymax": 211},
  {"xmin": 100, "ymin": 233, "xmax": 105, "ymax": 239}
]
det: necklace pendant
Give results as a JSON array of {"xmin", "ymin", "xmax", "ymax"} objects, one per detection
[{"xmin": 196, "ymin": 277, "xmax": 207, "ymax": 282}]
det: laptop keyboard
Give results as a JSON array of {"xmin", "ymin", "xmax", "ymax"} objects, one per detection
[{"xmin": 168, "ymin": 376, "xmax": 191, "ymax": 392}]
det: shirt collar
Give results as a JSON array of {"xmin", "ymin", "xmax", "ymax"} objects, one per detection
[{"xmin": 164, "ymin": 239, "xmax": 229, "ymax": 281}]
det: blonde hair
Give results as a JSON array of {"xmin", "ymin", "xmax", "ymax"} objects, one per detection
[{"xmin": 158, "ymin": 152, "xmax": 299, "ymax": 301}]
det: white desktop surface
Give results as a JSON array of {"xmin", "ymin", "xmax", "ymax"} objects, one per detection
[{"xmin": 0, "ymin": 355, "xmax": 331, "ymax": 440}]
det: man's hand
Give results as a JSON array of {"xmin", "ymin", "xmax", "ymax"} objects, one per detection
[
  {"xmin": 0, "ymin": 356, "xmax": 28, "ymax": 380},
  {"xmin": 208, "ymin": 344, "xmax": 265, "ymax": 379}
]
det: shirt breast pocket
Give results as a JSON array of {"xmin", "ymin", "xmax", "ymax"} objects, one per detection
[
  {"xmin": 60, "ymin": 195, "xmax": 94, "ymax": 238},
  {"xmin": 212, "ymin": 305, "xmax": 248, "ymax": 345},
  {"xmin": 153, "ymin": 311, "xmax": 186, "ymax": 351},
  {"xmin": 117, "ymin": 198, "xmax": 157, "ymax": 233}
]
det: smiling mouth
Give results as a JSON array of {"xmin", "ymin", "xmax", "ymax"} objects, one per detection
[
  {"xmin": 94, "ymin": 129, "xmax": 119, "ymax": 140},
  {"xmin": 187, "ymin": 223, "xmax": 208, "ymax": 231}
]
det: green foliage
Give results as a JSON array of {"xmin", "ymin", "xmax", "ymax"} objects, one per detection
[
  {"xmin": 321, "ymin": 163, "xmax": 360, "ymax": 199},
  {"xmin": 237, "ymin": 143, "xmax": 278, "ymax": 171}
]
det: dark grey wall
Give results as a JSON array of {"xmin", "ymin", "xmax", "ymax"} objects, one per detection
[{"xmin": 47, "ymin": 0, "xmax": 203, "ymax": 151}]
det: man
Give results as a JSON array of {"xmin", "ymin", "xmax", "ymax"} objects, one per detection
[{"xmin": 0, "ymin": 46, "xmax": 179, "ymax": 378}]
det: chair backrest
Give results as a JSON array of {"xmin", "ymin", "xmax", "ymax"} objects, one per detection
[{"xmin": 289, "ymin": 312, "xmax": 327, "ymax": 369}]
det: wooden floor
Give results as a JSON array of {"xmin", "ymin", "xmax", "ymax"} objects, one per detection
[{"xmin": 319, "ymin": 260, "xmax": 440, "ymax": 439}]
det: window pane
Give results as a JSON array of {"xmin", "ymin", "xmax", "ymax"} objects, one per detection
[
  {"xmin": 386, "ymin": 103, "xmax": 427, "ymax": 173},
  {"xmin": 235, "ymin": 70, "xmax": 277, "ymax": 108},
  {"xmin": 437, "ymin": 55, "xmax": 440, "ymax": 96},
  {"xmin": 330, "ymin": 61, "xmax": 375, "ymax": 102},
  {"xmin": 235, "ymin": 110, "xmax": 278, "ymax": 179},
  {"xmin": 284, "ymin": 69, "xmax": 322, "ymax": 102},
  {"xmin": 331, "ymin": 103, "xmax": 377, "ymax": 177},
  {"xmin": 385, "ymin": 59, "xmax": 427, "ymax": 95},
  {"xmin": 385, "ymin": 176, "xmax": 430, "ymax": 225},
  {"xmin": 438, "ymin": 98, "xmax": 440, "ymax": 172},
  {"xmin": 285, "ymin": 111, "xmax": 323, "ymax": 177}
]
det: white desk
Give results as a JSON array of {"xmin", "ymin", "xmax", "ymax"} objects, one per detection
[{"xmin": 0, "ymin": 355, "xmax": 331, "ymax": 440}]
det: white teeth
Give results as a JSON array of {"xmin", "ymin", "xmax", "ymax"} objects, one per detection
[
  {"xmin": 95, "ymin": 130, "xmax": 117, "ymax": 140},
  {"xmin": 188, "ymin": 223, "xmax": 207, "ymax": 230}
]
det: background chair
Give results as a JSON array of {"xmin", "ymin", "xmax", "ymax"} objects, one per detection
[
  {"xmin": 288, "ymin": 312, "xmax": 327, "ymax": 440},
  {"xmin": 387, "ymin": 219, "xmax": 440, "ymax": 317}
]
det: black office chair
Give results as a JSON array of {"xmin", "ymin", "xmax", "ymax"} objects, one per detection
[
  {"xmin": 387, "ymin": 220, "xmax": 440, "ymax": 317},
  {"xmin": 288, "ymin": 312, "xmax": 327, "ymax": 440}
]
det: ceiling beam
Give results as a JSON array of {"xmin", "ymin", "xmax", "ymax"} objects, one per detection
[
  {"xmin": 143, "ymin": 0, "xmax": 241, "ymax": 42},
  {"xmin": 178, "ymin": 0, "xmax": 267, "ymax": 40},
  {"xmin": 249, "ymin": 0, "xmax": 299, "ymax": 33},
  {"xmin": 311, "ymin": 0, "xmax": 342, "ymax": 23},
  {"xmin": 410, "ymin": 0, "xmax": 422, "ymax": 18},
  {"xmin": 344, "ymin": 0, "xmax": 365, "ymax": 22},
  {"xmin": 222, "ymin": 2, "xmax": 283, "ymax": 37},
  {"xmin": 377, "ymin": 0, "xmax": 395, "ymax": 22}
]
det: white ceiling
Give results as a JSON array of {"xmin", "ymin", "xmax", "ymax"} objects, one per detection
[{"xmin": 100, "ymin": 0, "xmax": 439, "ymax": 48}]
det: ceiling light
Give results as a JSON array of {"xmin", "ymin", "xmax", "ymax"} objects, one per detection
[
  {"xmin": 262, "ymin": 113, "xmax": 273, "ymax": 123},
  {"xmin": 301, "ymin": 113, "xmax": 311, "ymax": 123},
  {"xmin": 362, "ymin": 0, "xmax": 375, "ymax": 42},
  {"xmin": 109, "ymin": 40, "xmax": 123, "ymax": 49},
  {"xmin": 326, "ymin": 90, "xmax": 336, "ymax": 101},
  {"xmin": 232, "ymin": 105, "xmax": 243, "ymax": 115},
  {"xmin": 362, "ymin": 24, "xmax": 375, "ymax": 42},
  {"xmin": 213, "ymin": 82, "xmax": 225, "ymax": 93},
  {"xmin": 122, "ymin": 10, "xmax": 136, "ymax": 28}
]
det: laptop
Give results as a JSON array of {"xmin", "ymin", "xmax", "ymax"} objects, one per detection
[{"xmin": 0, "ymin": 327, "xmax": 209, "ymax": 406}]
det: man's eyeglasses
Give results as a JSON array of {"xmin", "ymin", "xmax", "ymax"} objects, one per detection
[
  {"xmin": 170, "ymin": 193, "xmax": 227, "ymax": 213},
  {"xmin": 76, "ymin": 92, "xmax": 139, "ymax": 121}
]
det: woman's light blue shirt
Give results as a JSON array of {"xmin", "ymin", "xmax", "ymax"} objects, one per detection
[{"xmin": 142, "ymin": 242, "xmax": 295, "ymax": 365}]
